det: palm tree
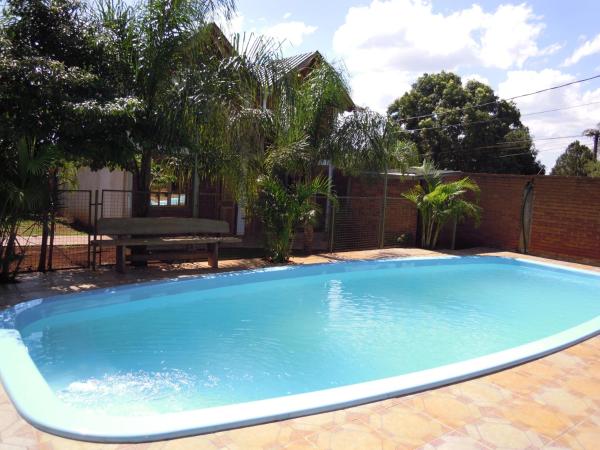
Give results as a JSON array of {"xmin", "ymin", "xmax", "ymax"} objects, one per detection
[
  {"xmin": 95, "ymin": 0, "xmax": 282, "ymax": 216},
  {"xmin": 583, "ymin": 123, "xmax": 600, "ymax": 160},
  {"xmin": 263, "ymin": 64, "xmax": 418, "ymax": 252},
  {"xmin": 252, "ymin": 175, "xmax": 334, "ymax": 263},
  {"xmin": 0, "ymin": 139, "xmax": 55, "ymax": 282},
  {"xmin": 402, "ymin": 161, "xmax": 481, "ymax": 249}
]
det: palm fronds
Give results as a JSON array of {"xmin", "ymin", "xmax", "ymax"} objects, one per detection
[{"xmin": 402, "ymin": 162, "xmax": 481, "ymax": 249}]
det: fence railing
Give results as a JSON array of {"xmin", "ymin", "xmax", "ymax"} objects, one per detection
[
  {"xmin": 328, "ymin": 196, "xmax": 416, "ymax": 252},
  {"xmin": 10, "ymin": 189, "xmax": 417, "ymax": 273},
  {"xmin": 14, "ymin": 190, "xmax": 92, "ymax": 272}
]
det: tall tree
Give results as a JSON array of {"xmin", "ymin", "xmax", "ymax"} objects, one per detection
[
  {"xmin": 0, "ymin": 0, "xmax": 134, "ymax": 274},
  {"xmin": 94, "ymin": 0, "xmax": 279, "ymax": 217},
  {"xmin": 387, "ymin": 72, "xmax": 544, "ymax": 175},
  {"xmin": 551, "ymin": 141, "xmax": 595, "ymax": 177},
  {"xmin": 264, "ymin": 61, "xmax": 355, "ymax": 180}
]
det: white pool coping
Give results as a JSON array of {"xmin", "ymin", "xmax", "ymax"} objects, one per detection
[{"xmin": 0, "ymin": 255, "xmax": 599, "ymax": 443}]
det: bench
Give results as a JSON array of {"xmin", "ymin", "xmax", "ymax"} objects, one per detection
[{"xmin": 92, "ymin": 217, "xmax": 242, "ymax": 273}]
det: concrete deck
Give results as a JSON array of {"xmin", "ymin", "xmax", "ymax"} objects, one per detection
[{"xmin": 0, "ymin": 248, "xmax": 598, "ymax": 449}]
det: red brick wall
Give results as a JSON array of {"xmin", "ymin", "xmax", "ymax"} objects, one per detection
[
  {"xmin": 346, "ymin": 172, "xmax": 600, "ymax": 265},
  {"xmin": 528, "ymin": 176, "xmax": 600, "ymax": 264},
  {"xmin": 454, "ymin": 174, "xmax": 600, "ymax": 265},
  {"xmin": 454, "ymin": 174, "xmax": 531, "ymax": 251}
]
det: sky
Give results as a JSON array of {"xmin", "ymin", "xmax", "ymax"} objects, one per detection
[{"xmin": 220, "ymin": 0, "xmax": 600, "ymax": 169}]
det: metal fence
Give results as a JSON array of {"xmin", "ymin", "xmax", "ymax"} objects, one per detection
[
  {"xmin": 328, "ymin": 196, "xmax": 416, "ymax": 252},
  {"xmin": 10, "ymin": 189, "xmax": 416, "ymax": 273},
  {"xmin": 93, "ymin": 190, "xmax": 224, "ymax": 267},
  {"xmin": 15, "ymin": 190, "xmax": 92, "ymax": 272}
]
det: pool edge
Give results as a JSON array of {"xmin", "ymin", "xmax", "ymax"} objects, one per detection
[{"xmin": 0, "ymin": 255, "xmax": 599, "ymax": 443}]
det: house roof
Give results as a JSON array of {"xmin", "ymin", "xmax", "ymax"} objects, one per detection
[
  {"xmin": 278, "ymin": 51, "xmax": 322, "ymax": 73},
  {"xmin": 277, "ymin": 51, "xmax": 355, "ymax": 111},
  {"xmin": 207, "ymin": 24, "xmax": 355, "ymax": 110}
]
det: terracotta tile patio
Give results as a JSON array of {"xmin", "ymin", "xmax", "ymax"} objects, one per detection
[{"xmin": 0, "ymin": 248, "xmax": 598, "ymax": 449}]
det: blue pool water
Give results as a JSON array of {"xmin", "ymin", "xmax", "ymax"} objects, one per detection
[{"xmin": 2, "ymin": 257, "xmax": 600, "ymax": 422}]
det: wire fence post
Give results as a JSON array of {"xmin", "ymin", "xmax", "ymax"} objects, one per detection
[
  {"xmin": 329, "ymin": 205, "xmax": 336, "ymax": 253},
  {"xmin": 92, "ymin": 189, "xmax": 99, "ymax": 270},
  {"xmin": 379, "ymin": 171, "xmax": 389, "ymax": 249},
  {"xmin": 87, "ymin": 190, "xmax": 92, "ymax": 268}
]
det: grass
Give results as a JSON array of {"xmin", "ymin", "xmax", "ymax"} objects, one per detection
[{"xmin": 17, "ymin": 219, "xmax": 87, "ymax": 237}]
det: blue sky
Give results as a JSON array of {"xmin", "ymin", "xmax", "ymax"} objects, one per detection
[{"xmin": 223, "ymin": 0, "xmax": 600, "ymax": 169}]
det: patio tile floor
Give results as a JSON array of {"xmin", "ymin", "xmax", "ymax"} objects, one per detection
[{"xmin": 0, "ymin": 248, "xmax": 598, "ymax": 449}]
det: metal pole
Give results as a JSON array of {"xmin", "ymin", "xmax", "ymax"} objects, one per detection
[
  {"xmin": 87, "ymin": 190, "xmax": 92, "ymax": 268},
  {"xmin": 329, "ymin": 205, "xmax": 336, "ymax": 253},
  {"xmin": 379, "ymin": 168, "xmax": 389, "ymax": 249},
  {"xmin": 92, "ymin": 190, "xmax": 99, "ymax": 270},
  {"xmin": 192, "ymin": 154, "xmax": 200, "ymax": 217},
  {"xmin": 324, "ymin": 161, "xmax": 334, "ymax": 231}
]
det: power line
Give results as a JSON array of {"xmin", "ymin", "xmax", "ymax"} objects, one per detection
[
  {"xmin": 393, "ymin": 73, "xmax": 600, "ymax": 122},
  {"xmin": 510, "ymin": 74, "xmax": 600, "ymax": 100},
  {"xmin": 428, "ymin": 134, "xmax": 587, "ymax": 159},
  {"xmin": 472, "ymin": 134, "xmax": 584, "ymax": 149},
  {"xmin": 399, "ymin": 100, "xmax": 600, "ymax": 133},
  {"xmin": 521, "ymin": 100, "xmax": 600, "ymax": 117},
  {"xmin": 498, "ymin": 148, "xmax": 564, "ymax": 158}
]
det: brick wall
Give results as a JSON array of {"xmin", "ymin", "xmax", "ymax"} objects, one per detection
[
  {"xmin": 528, "ymin": 176, "xmax": 600, "ymax": 264},
  {"xmin": 454, "ymin": 174, "xmax": 531, "ymax": 251},
  {"xmin": 345, "ymin": 172, "xmax": 600, "ymax": 266},
  {"xmin": 454, "ymin": 173, "xmax": 600, "ymax": 265}
]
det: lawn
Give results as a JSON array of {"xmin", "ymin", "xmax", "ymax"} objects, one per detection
[{"xmin": 17, "ymin": 219, "xmax": 87, "ymax": 237}]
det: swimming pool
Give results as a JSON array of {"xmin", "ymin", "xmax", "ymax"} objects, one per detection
[{"xmin": 0, "ymin": 256, "xmax": 599, "ymax": 442}]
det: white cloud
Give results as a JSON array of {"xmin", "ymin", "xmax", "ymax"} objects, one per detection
[
  {"xmin": 498, "ymin": 69, "xmax": 600, "ymax": 169},
  {"xmin": 263, "ymin": 21, "xmax": 317, "ymax": 47},
  {"xmin": 218, "ymin": 14, "xmax": 316, "ymax": 48},
  {"xmin": 283, "ymin": 12, "xmax": 292, "ymax": 19},
  {"xmin": 462, "ymin": 73, "xmax": 490, "ymax": 85},
  {"xmin": 333, "ymin": 0, "xmax": 555, "ymax": 111},
  {"xmin": 217, "ymin": 12, "xmax": 245, "ymax": 35},
  {"xmin": 563, "ymin": 33, "xmax": 600, "ymax": 66}
]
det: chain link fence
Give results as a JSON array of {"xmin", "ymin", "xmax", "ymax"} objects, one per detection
[
  {"xmin": 15, "ymin": 190, "xmax": 92, "ymax": 272},
  {"xmin": 10, "ymin": 188, "xmax": 417, "ymax": 273},
  {"xmin": 329, "ymin": 196, "xmax": 417, "ymax": 252}
]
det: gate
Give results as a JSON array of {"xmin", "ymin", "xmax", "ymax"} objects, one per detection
[{"xmin": 14, "ymin": 190, "xmax": 93, "ymax": 273}]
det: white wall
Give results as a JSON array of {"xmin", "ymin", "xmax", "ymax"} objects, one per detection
[{"xmin": 62, "ymin": 167, "xmax": 133, "ymax": 223}]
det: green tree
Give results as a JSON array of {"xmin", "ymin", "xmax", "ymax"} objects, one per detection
[
  {"xmin": 0, "ymin": 0, "xmax": 134, "ymax": 275},
  {"xmin": 331, "ymin": 108, "xmax": 419, "ymax": 175},
  {"xmin": 264, "ymin": 61, "xmax": 355, "ymax": 179},
  {"xmin": 388, "ymin": 72, "xmax": 544, "ymax": 174},
  {"xmin": 551, "ymin": 141, "xmax": 595, "ymax": 177},
  {"xmin": 94, "ymin": 0, "xmax": 285, "ymax": 217},
  {"xmin": 585, "ymin": 161, "xmax": 600, "ymax": 177},
  {"xmin": 402, "ymin": 161, "xmax": 481, "ymax": 249},
  {"xmin": 0, "ymin": 140, "xmax": 56, "ymax": 281},
  {"xmin": 261, "ymin": 62, "xmax": 419, "ymax": 254}
]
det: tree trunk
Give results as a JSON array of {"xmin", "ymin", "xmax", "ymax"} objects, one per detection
[
  {"xmin": 303, "ymin": 223, "xmax": 314, "ymax": 254},
  {"xmin": 451, "ymin": 216, "xmax": 458, "ymax": 250},
  {"xmin": 132, "ymin": 148, "xmax": 153, "ymax": 218},
  {"xmin": 37, "ymin": 213, "xmax": 49, "ymax": 272},
  {"xmin": 130, "ymin": 149, "xmax": 153, "ymax": 267},
  {"xmin": 1, "ymin": 225, "xmax": 18, "ymax": 282}
]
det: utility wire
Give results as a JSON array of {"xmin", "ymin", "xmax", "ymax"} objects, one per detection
[
  {"xmin": 521, "ymin": 100, "xmax": 600, "ymax": 117},
  {"xmin": 428, "ymin": 135, "xmax": 588, "ymax": 159},
  {"xmin": 399, "ymin": 100, "xmax": 600, "ymax": 133},
  {"xmin": 393, "ymin": 73, "xmax": 600, "ymax": 122}
]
